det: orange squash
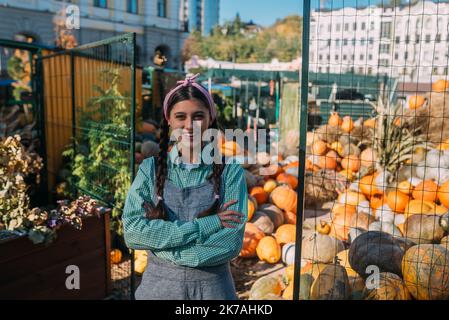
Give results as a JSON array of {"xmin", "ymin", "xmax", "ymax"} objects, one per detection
[
  {"xmin": 274, "ymin": 224, "xmax": 296, "ymax": 246},
  {"xmin": 250, "ymin": 186, "xmax": 269, "ymax": 205},
  {"xmin": 248, "ymin": 196, "xmax": 257, "ymax": 221},
  {"xmin": 249, "ymin": 275, "xmax": 283, "ymax": 299},
  {"xmin": 341, "ymin": 116, "xmax": 354, "ymax": 133},
  {"xmin": 317, "ymin": 220, "xmax": 331, "ymax": 235},
  {"xmin": 408, "ymin": 95, "xmax": 425, "ymax": 109},
  {"xmin": 438, "ymin": 180, "xmax": 449, "ymax": 208},
  {"xmin": 328, "ymin": 112, "xmax": 342, "ymax": 126},
  {"xmin": 432, "ymin": 79, "xmax": 449, "ymax": 93},
  {"xmin": 317, "ymin": 153, "xmax": 337, "ymax": 170},
  {"xmin": 370, "ymin": 194, "xmax": 385, "ymax": 210},
  {"xmin": 402, "ymin": 244, "xmax": 449, "ymax": 300},
  {"xmin": 312, "ymin": 140, "xmax": 327, "ymax": 155},
  {"xmin": 359, "ymin": 174, "xmax": 382, "ymax": 198},
  {"xmin": 338, "ymin": 191, "xmax": 367, "ymax": 207},
  {"xmin": 276, "ymin": 173, "xmax": 298, "ymax": 189},
  {"xmin": 263, "ymin": 179, "xmax": 278, "ymax": 193},
  {"xmin": 412, "ymin": 180, "xmax": 438, "ymax": 202},
  {"xmin": 270, "ymin": 185, "xmax": 297, "ymax": 214},
  {"xmin": 386, "ymin": 190, "xmax": 410, "ymax": 213},
  {"xmin": 283, "ymin": 210, "xmax": 297, "ymax": 225},
  {"xmin": 240, "ymin": 223, "xmax": 265, "ymax": 258},
  {"xmin": 397, "ymin": 180, "xmax": 414, "ymax": 195},
  {"xmin": 256, "ymin": 236, "xmax": 282, "ymax": 263},
  {"xmin": 404, "ymin": 200, "xmax": 437, "ymax": 218},
  {"xmin": 364, "ymin": 118, "xmax": 377, "ymax": 128},
  {"xmin": 341, "ymin": 155, "xmax": 361, "ymax": 172},
  {"xmin": 110, "ymin": 249, "xmax": 122, "ymax": 264}
]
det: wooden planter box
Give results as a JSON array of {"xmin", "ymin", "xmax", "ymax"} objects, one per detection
[{"xmin": 0, "ymin": 213, "xmax": 112, "ymax": 300}]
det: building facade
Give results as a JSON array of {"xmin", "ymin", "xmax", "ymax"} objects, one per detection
[
  {"xmin": 309, "ymin": 0, "xmax": 449, "ymax": 83},
  {"xmin": 180, "ymin": 0, "xmax": 219, "ymax": 36},
  {"xmin": 0, "ymin": 0, "xmax": 190, "ymax": 69}
]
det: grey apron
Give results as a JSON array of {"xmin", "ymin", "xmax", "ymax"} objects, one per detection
[{"xmin": 135, "ymin": 177, "xmax": 238, "ymax": 300}]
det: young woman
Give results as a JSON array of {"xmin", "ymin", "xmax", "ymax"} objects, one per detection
[{"xmin": 122, "ymin": 74, "xmax": 248, "ymax": 300}]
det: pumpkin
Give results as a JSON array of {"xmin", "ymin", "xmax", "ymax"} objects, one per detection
[
  {"xmin": 359, "ymin": 174, "xmax": 382, "ymax": 198},
  {"xmin": 283, "ymin": 161, "xmax": 300, "ymax": 172},
  {"xmin": 250, "ymin": 186, "xmax": 269, "ymax": 205},
  {"xmin": 311, "ymin": 140, "xmax": 327, "ymax": 155},
  {"xmin": 330, "ymin": 205, "xmax": 357, "ymax": 241},
  {"xmin": 256, "ymin": 236, "xmax": 282, "ymax": 263},
  {"xmin": 350, "ymin": 212, "xmax": 376, "ymax": 231},
  {"xmin": 252, "ymin": 211, "xmax": 275, "ymax": 234},
  {"xmin": 341, "ymin": 116, "xmax": 354, "ymax": 133},
  {"xmin": 284, "ymin": 265, "xmax": 295, "ymax": 282},
  {"xmin": 438, "ymin": 180, "xmax": 449, "ymax": 208},
  {"xmin": 260, "ymin": 164, "xmax": 284, "ymax": 178},
  {"xmin": 328, "ymin": 112, "xmax": 343, "ymax": 126},
  {"xmin": 330, "ymin": 141, "xmax": 344, "ymax": 156},
  {"xmin": 111, "ymin": 249, "xmax": 122, "ymax": 264},
  {"xmin": 240, "ymin": 223, "xmax": 265, "ymax": 258},
  {"xmin": 276, "ymin": 173, "xmax": 298, "ymax": 189},
  {"xmin": 332, "ymin": 203, "xmax": 357, "ymax": 216},
  {"xmin": 220, "ymin": 140, "xmax": 240, "ymax": 156},
  {"xmin": 256, "ymin": 152, "xmax": 271, "ymax": 166},
  {"xmin": 386, "ymin": 190, "xmax": 410, "ymax": 213},
  {"xmin": 349, "ymin": 274, "xmax": 367, "ymax": 300},
  {"xmin": 363, "ymin": 272, "xmax": 411, "ymax": 300},
  {"xmin": 441, "ymin": 236, "xmax": 449, "ymax": 249},
  {"xmin": 249, "ymin": 275, "xmax": 283, "ymax": 300},
  {"xmin": 349, "ymin": 231, "xmax": 406, "ymax": 278},
  {"xmin": 370, "ymin": 194, "xmax": 385, "ymax": 210},
  {"xmin": 316, "ymin": 220, "xmax": 331, "ymax": 235},
  {"xmin": 134, "ymin": 250, "xmax": 148, "ymax": 275},
  {"xmin": 317, "ymin": 153, "xmax": 337, "ymax": 170},
  {"xmin": 432, "ymin": 79, "xmax": 449, "ymax": 93},
  {"xmin": 283, "ymin": 210, "xmax": 297, "ymax": 225},
  {"xmin": 336, "ymin": 249, "xmax": 358, "ymax": 278},
  {"xmin": 412, "ymin": 180, "xmax": 439, "ymax": 202},
  {"xmin": 275, "ymin": 224, "xmax": 296, "ymax": 246},
  {"xmin": 408, "ymin": 95, "xmax": 426, "ymax": 109},
  {"xmin": 248, "ymin": 196, "xmax": 257, "ymax": 221},
  {"xmin": 263, "ymin": 179, "xmax": 278, "ymax": 193},
  {"xmin": 302, "ymin": 233, "xmax": 345, "ymax": 263},
  {"xmin": 282, "ymin": 273, "xmax": 314, "ymax": 300},
  {"xmin": 310, "ymin": 264, "xmax": 350, "ymax": 300},
  {"xmin": 368, "ymin": 221, "xmax": 403, "ymax": 238},
  {"xmin": 340, "ymin": 143, "xmax": 361, "ymax": 157},
  {"xmin": 270, "ymin": 185, "xmax": 298, "ymax": 214},
  {"xmin": 341, "ymin": 155, "xmax": 361, "ymax": 172},
  {"xmin": 402, "ymin": 244, "xmax": 449, "ymax": 300},
  {"xmin": 363, "ymin": 118, "xmax": 377, "ymax": 128},
  {"xmin": 259, "ymin": 204, "xmax": 284, "ymax": 229},
  {"xmin": 281, "ymin": 242, "xmax": 296, "ymax": 265},
  {"xmin": 403, "ymin": 214, "xmax": 445, "ymax": 244},
  {"xmin": 397, "ymin": 180, "xmax": 414, "ymax": 195},
  {"xmin": 360, "ymin": 148, "xmax": 376, "ymax": 168},
  {"xmin": 338, "ymin": 191, "xmax": 367, "ymax": 207},
  {"xmin": 338, "ymin": 169, "xmax": 355, "ymax": 181},
  {"xmin": 404, "ymin": 199, "xmax": 438, "ymax": 218}
]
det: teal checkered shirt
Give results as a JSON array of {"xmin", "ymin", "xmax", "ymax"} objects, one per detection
[{"xmin": 122, "ymin": 145, "xmax": 248, "ymax": 267}]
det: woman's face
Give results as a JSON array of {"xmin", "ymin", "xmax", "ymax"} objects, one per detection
[{"xmin": 168, "ymin": 98, "xmax": 211, "ymax": 148}]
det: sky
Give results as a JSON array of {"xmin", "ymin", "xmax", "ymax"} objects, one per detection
[{"xmin": 219, "ymin": 0, "xmax": 448, "ymax": 27}]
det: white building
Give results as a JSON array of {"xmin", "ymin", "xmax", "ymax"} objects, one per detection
[
  {"xmin": 180, "ymin": 0, "xmax": 219, "ymax": 36},
  {"xmin": 0, "ymin": 0, "xmax": 190, "ymax": 69},
  {"xmin": 309, "ymin": 0, "xmax": 449, "ymax": 83}
]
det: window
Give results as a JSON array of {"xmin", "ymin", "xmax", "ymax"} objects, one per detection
[
  {"xmin": 352, "ymin": 38, "xmax": 356, "ymax": 45},
  {"xmin": 425, "ymin": 34, "xmax": 431, "ymax": 43},
  {"xmin": 368, "ymin": 67, "xmax": 373, "ymax": 75},
  {"xmin": 345, "ymin": 23, "xmax": 349, "ymax": 31},
  {"xmin": 361, "ymin": 22, "xmax": 366, "ymax": 30},
  {"xmin": 319, "ymin": 67, "xmax": 322, "ymax": 73},
  {"xmin": 336, "ymin": 39, "xmax": 340, "ymax": 46},
  {"xmin": 319, "ymin": 54, "xmax": 323, "ymax": 61},
  {"xmin": 436, "ymin": 34, "xmax": 441, "ymax": 43},
  {"xmin": 358, "ymin": 67, "xmax": 364, "ymax": 74},
  {"xmin": 157, "ymin": 0, "xmax": 167, "ymax": 18},
  {"xmin": 352, "ymin": 54, "xmax": 355, "ymax": 60},
  {"xmin": 415, "ymin": 35, "xmax": 420, "ymax": 44},
  {"xmin": 369, "ymin": 38, "xmax": 374, "ymax": 45},
  {"xmin": 433, "ymin": 67, "xmax": 439, "ymax": 75},
  {"xmin": 327, "ymin": 39, "xmax": 331, "ymax": 46},
  {"xmin": 328, "ymin": 24, "xmax": 332, "ymax": 32},
  {"xmin": 404, "ymin": 52, "xmax": 408, "ymax": 60},
  {"xmin": 343, "ymin": 39, "xmax": 348, "ymax": 46},
  {"xmin": 353, "ymin": 22, "xmax": 357, "ymax": 31},
  {"xmin": 370, "ymin": 21, "xmax": 375, "ymax": 30},
  {"xmin": 360, "ymin": 54, "xmax": 364, "ymax": 60},
  {"xmin": 94, "ymin": 0, "xmax": 107, "ymax": 8},
  {"xmin": 368, "ymin": 54, "xmax": 373, "ymax": 60},
  {"xmin": 327, "ymin": 54, "xmax": 330, "ymax": 60},
  {"xmin": 343, "ymin": 54, "xmax": 347, "ymax": 61},
  {"xmin": 335, "ymin": 54, "xmax": 339, "ymax": 60},
  {"xmin": 361, "ymin": 38, "xmax": 366, "ymax": 45},
  {"xmin": 380, "ymin": 44, "xmax": 390, "ymax": 54},
  {"xmin": 127, "ymin": 0, "xmax": 138, "ymax": 14},
  {"xmin": 380, "ymin": 22, "xmax": 392, "ymax": 38},
  {"xmin": 395, "ymin": 36, "xmax": 400, "ymax": 44},
  {"xmin": 395, "ymin": 53, "xmax": 399, "ymax": 60},
  {"xmin": 379, "ymin": 58, "xmax": 389, "ymax": 67},
  {"xmin": 336, "ymin": 24, "xmax": 341, "ymax": 32},
  {"xmin": 405, "ymin": 35, "xmax": 410, "ymax": 44}
]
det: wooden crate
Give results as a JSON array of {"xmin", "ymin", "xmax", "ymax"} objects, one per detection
[{"xmin": 0, "ymin": 213, "xmax": 112, "ymax": 300}]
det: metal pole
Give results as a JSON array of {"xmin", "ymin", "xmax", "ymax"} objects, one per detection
[
  {"xmin": 293, "ymin": 0, "xmax": 311, "ymax": 301},
  {"xmin": 70, "ymin": 51, "xmax": 77, "ymax": 172}
]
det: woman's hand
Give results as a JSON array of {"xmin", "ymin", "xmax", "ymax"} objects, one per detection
[{"xmin": 217, "ymin": 200, "xmax": 244, "ymax": 228}]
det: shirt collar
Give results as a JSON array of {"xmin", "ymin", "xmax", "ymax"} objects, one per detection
[{"xmin": 168, "ymin": 144, "xmax": 202, "ymax": 170}]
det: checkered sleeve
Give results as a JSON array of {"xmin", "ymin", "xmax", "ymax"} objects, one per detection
[
  {"xmin": 122, "ymin": 158, "xmax": 222, "ymax": 250},
  {"xmin": 153, "ymin": 161, "xmax": 248, "ymax": 267}
]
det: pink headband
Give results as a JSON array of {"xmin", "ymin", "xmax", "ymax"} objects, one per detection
[{"xmin": 163, "ymin": 73, "xmax": 217, "ymax": 121}]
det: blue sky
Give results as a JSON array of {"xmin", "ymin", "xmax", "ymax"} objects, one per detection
[{"xmin": 219, "ymin": 0, "xmax": 446, "ymax": 27}]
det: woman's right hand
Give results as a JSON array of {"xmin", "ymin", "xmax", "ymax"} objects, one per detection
[{"xmin": 217, "ymin": 200, "xmax": 244, "ymax": 228}]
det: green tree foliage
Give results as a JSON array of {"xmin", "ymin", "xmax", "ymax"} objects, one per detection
[{"xmin": 182, "ymin": 14, "xmax": 302, "ymax": 63}]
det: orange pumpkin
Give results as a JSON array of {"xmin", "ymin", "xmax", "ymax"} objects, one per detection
[
  {"xmin": 432, "ymin": 79, "xmax": 449, "ymax": 93},
  {"xmin": 341, "ymin": 155, "xmax": 361, "ymax": 172},
  {"xmin": 316, "ymin": 220, "xmax": 331, "ymax": 235},
  {"xmin": 248, "ymin": 197, "xmax": 257, "ymax": 221},
  {"xmin": 330, "ymin": 204, "xmax": 357, "ymax": 241},
  {"xmin": 338, "ymin": 191, "xmax": 367, "ymax": 206},
  {"xmin": 412, "ymin": 180, "xmax": 438, "ymax": 202},
  {"xmin": 438, "ymin": 180, "xmax": 449, "ymax": 209},
  {"xmin": 364, "ymin": 118, "xmax": 377, "ymax": 128},
  {"xmin": 250, "ymin": 186, "xmax": 269, "ymax": 205},
  {"xmin": 359, "ymin": 174, "xmax": 382, "ymax": 198},
  {"xmin": 386, "ymin": 190, "xmax": 410, "ymax": 213},
  {"xmin": 276, "ymin": 173, "xmax": 298, "ymax": 189},
  {"xmin": 397, "ymin": 180, "xmax": 414, "ymax": 195},
  {"xmin": 270, "ymin": 185, "xmax": 297, "ymax": 214},
  {"xmin": 341, "ymin": 116, "xmax": 354, "ymax": 133},
  {"xmin": 404, "ymin": 199, "xmax": 438, "ymax": 218},
  {"xmin": 283, "ymin": 210, "xmax": 297, "ymax": 225},
  {"xmin": 332, "ymin": 203, "xmax": 357, "ymax": 216},
  {"xmin": 263, "ymin": 179, "xmax": 278, "ymax": 193},
  {"xmin": 317, "ymin": 153, "xmax": 337, "ymax": 170},
  {"xmin": 274, "ymin": 224, "xmax": 296, "ymax": 246},
  {"xmin": 111, "ymin": 249, "xmax": 122, "ymax": 264},
  {"xmin": 328, "ymin": 112, "xmax": 343, "ymax": 126},
  {"xmin": 312, "ymin": 140, "xmax": 327, "ymax": 155},
  {"xmin": 408, "ymin": 95, "xmax": 426, "ymax": 109},
  {"xmin": 370, "ymin": 194, "xmax": 385, "ymax": 210},
  {"xmin": 240, "ymin": 223, "xmax": 265, "ymax": 258},
  {"xmin": 256, "ymin": 236, "xmax": 282, "ymax": 263}
]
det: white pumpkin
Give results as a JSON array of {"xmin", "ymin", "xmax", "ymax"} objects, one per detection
[
  {"xmin": 375, "ymin": 204, "xmax": 395, "ymax": 223},
  {"xmin": 356, "ymin": 200, "xmax": 373, "ymax": 215},
  {"xmin": 374, "ymin": 171, "xmax": 392, "ymax": 193},
  {"xmin": 393, "ymin": 213, "xmax": 406, "ymax": 226},
  {"xmin": 282, "ymin": 242, "xmax": 296, "ymax": 265},
  {"xmin": 368, "ymin": 221, "xmax": 403, "ymax": 237},
  {"xmin": 408, "ymin": 176, "xmax": 423, "ymax": 187}
]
